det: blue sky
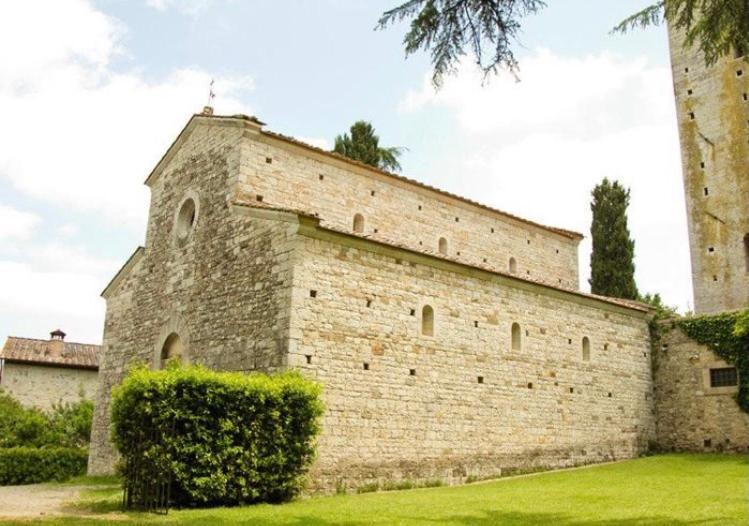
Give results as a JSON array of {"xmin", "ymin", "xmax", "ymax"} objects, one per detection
[{"xmin": 0, "ymin": 1, "xmax": 689, "ymax": 344}]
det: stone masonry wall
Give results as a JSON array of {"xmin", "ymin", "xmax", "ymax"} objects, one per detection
[
  {"xmin": 289, "ymin": 229, "xmax": 655, "ymax": 491},
  {"xmin": 669, "ymin": 28, "xmax": 749, "ymax": 314},
  {"xmin": 654, "ymin": 323, "xmax": 749, "ymax": 452},
  {"xmin": 0, "ymin": 363, "xmax": 97, "ymax": 411},
  {"xmin": 237, "ymin": 132, "xmax": 581, "ymax": 290},
  {"xmin": 88, "ymin": 122, "xmax": 297, "ymax": 474}
]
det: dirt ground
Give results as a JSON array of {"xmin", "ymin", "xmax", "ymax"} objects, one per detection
[{"xmin": 0, "ymin": 484, "xmax": 86, "ymax": 519}]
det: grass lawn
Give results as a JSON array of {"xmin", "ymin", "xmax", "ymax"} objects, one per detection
[{"xmin": 5, "ymin": 453, "xmax": 748, "ymax": 525}]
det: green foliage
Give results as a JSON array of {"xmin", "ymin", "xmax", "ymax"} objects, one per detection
[
  {"xmin": 613, "ymin": 1, "xmax": 749, "ymax": 67},
  {"xmin": 110, "ymin": 365, "xmax": 324, "ymax": 507},
  {"xmin": 333, "ymin": 121, "xmax": 404, "ymax": 172},
  {"xmin": 589, "ymin": 178, "xmax": 638, "ymax": 300},
  {"xmin": 677, "ymin": 310, "xmax": 749, "ymax": 413},
  {"xmin": 0, "ymin": 391, "xmax": 93, "ymax": 449},
  {"xmin": 378, "ymin": 0, "xmax": 546, "ymax": 86},
  {"xmin": 639, "ymin": 293, "xmax": 678, "ymax": 318},
  {"xmin": 0, "ymin": 447, "xmax": 88, "ymax": 485}
]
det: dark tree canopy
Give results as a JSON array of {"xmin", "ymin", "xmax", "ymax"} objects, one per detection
[
  {"xmin": 589, "ymin": 178, "xmax": 639, "ymax": 301},
  {"xmin": 379, "ymin": 0, "xmax": 747, "ymax": 87},
  {"xmin": 333, "ymin": 121, "xmax": 404, "ymax": 172},
  {"xmin": 612, "ymin": 0, "xmax": 749, "ymax": 66},
  {"xmin": 377, "ymin": 0, "xmax": 546, "ymax": 86}
]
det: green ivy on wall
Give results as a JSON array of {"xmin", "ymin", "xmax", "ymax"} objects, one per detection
[{"xmin": 677, "ymin": 310, "xmax": 749, "ymax": 413}]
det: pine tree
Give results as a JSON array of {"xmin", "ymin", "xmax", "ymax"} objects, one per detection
[
  {"xmin": 333, "ymin": 121, "xmax": 404, "ymax": 172},
  {"xmin": 589, "ymin": 178, "xmax": 639, "ymax": 300},
  {"xmin": 378, "ymin": 1, "xmax": 749, "ymax": 87}
]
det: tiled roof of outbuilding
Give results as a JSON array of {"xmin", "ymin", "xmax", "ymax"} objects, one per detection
[{"xmin": 0, "ymin": 337, "xmax": 100, "ymax": 370}]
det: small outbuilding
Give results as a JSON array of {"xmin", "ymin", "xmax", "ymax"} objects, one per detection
[{"xmin": 0, "ymin": 329, "xmax": 100, "ymax": 410}]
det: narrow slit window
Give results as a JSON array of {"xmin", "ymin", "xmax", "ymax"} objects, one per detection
[
  {"xmin": 582, "ymin": 337, "xmax": 591, "ymax": 361},
  {"xmin": 744, "ymin": 234, "xmax": 749, "ymax": 272},
  {"xmin": 438, "ymin": 237, "xmax": 448, "ymax": 256},
  {"xmin": 511, "ymin": 323, "xmax": 521, "ymax": 351},
  {"xmin": 421, "ymin": 305, "xmax": 434, "ymax": 336},
  {"xmin": 509, "ymin": 257, "xmax": 517, "ymax": 274},
  {"xmin": 353, "ymin": 213, "xmax": 365, "ymax": 233}
]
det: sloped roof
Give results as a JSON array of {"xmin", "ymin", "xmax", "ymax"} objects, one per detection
[
  {"xmin": 147, "ymin": 113, "xmax": 583, "ymax": 241},
  {"xmin": 1, "ymin": 337, "xmax": 100, "ymax": 370},
  {"xmin": 233, "ymin": 199, "xmax": 649, "ymax": 314}
]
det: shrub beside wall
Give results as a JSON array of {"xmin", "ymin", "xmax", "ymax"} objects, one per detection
[
  {"xmin": 0, "ymin": 447, "xmax": 88, "ymax": 485},
  {"xmin": 111, "ymin": 365, "xmax": 324, "ymax": 507}
]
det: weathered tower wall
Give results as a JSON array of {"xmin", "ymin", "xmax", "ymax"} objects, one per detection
[{"xmin": 668, "ymin": 27, "xmax": 749, "ymax": 313}]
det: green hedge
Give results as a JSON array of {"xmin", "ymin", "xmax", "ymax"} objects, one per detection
[
  {"xmin": 111, "ymin": 365, "xmax": 324, "ymax": 507},
  {"xmin": 0, "ymin": 447, "xmax": 88, "ymax": 485}
]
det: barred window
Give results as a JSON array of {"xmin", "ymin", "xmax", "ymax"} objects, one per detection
[{"xmin": 710, "ymin": 367, "xmax": 738, "ymax": 388}]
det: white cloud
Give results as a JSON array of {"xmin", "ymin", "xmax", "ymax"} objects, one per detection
[
  {"xmin": 401, "ymin": 50, "xmax": 692, "ymax": 310},
  {"xmin": 0, "ymin": 0, "xmax": 254, "ymax": 230},
  {"xmin": 0, "ymin": 205, "xmax": 41, "ymax": 241},
  {"xmin": 145, "ymin": 0, "xmax": 214, "ymax": 16}
]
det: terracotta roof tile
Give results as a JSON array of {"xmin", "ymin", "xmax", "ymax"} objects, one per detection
[{"xmin": 1, "ymin": 337, "xmax": 100, "ymax": 370}]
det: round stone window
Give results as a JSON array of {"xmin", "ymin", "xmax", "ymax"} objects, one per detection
[{"xmin": 175, "ymin": 195, "xmax": 198, "ymax": 245}]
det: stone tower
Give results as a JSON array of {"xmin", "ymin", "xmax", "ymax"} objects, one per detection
[{"xmin": 668, "ymin": 27, "xmax": 749, "ymax": 314}]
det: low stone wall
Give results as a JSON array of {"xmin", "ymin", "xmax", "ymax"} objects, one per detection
[
  {"xmin": 0, "ymin": 362, "xmax": 97, "ymax": 411},
  {"xmin": 654, "ymin": 322, "xmax": 749, "ymax": 452}
]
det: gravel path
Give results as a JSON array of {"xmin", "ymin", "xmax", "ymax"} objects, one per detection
[{"xmin": 0, "ymin": 484, "xmax": 85, "ymax": 519}]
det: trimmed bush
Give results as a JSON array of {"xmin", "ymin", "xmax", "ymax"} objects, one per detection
[
  {"xmin": 111, "ymin": 365, "xmax": 324, "ymax": 507},
  {"xmin": 0, "ymin": 447, "xmax": 88, "ymax": 485}
]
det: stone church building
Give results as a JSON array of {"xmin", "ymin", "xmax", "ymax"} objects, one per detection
[{"xmin": 88, "ymin": 26, "xmax": 749, "ymax": 489}]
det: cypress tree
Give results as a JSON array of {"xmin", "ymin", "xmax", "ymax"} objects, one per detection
[
  {"xmin": 333, "ymin": 121, "xmax": 404, "ymax": 172},
  {"xmin": 589, "ymin": 178, "xmax": 639, "ymax": 300}
]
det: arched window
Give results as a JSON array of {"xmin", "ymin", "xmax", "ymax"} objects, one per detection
[
  {"xmin": 353, "ymin": 213, "xmax": 365, "ymax": 233},
  {"xmin": 744, "ymin": 234, "xmax": 749, "ymax": 272},
  {"xmin": 160, "ymin": 332, "xmax": 184, "ymax": 368},
  {"xmin": 582, "ymin": 337, "xmax": 591, "ymax": 361},
  {"xmin": 511, "ymin": 323, "xmax": 521, "ymax": 351},
  {"xmin": 509, "ymin": 257, "xmax": 517, "ymax": 273},
  {"xmin": 422, "ymin": 305, "xmax": 434, "ymax": 336},
  {"xmin": 438, "ymin": 237, "xmax": 448, "ymax": 256}
]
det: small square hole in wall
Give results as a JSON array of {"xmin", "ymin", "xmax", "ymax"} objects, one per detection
[
  {"xmin": 684, "ymin": 67, "xmax": 689, "ymax": 73},
  {"xmin": 568, "ymin": 338, "xmax": 572, "ymax": 345},
  {"xmin": 474, "ymin": 321, "xmax": 479, "ymax": 328},
  {"xmin": 305, "ymin": 355, "xmax": 312, "ymax": 364},
  {"xmin": 713, "ymin": 275, "xmax": 718, "ymax": 282},
  {"xmin": 708, "ymin": 247, "xmax": 715, "ymax": 253},
  {"xmin": 525, "ymin": 329, "xmax": 529, "ymax": 337},
  {"xmin": 363, "ymin": 362, "xmax": 370, "ymax": 370},
  {"xmin": 527, "ymin": 382, "xmax": 533, "ymax": 389},
  {"xmin": 373, "ymin": 228, "xmax": 379, "ymax": 233},
  {"xmin": 608, "ymin": 392, "xmax": 613, "ymax": 398},
  {"xmin": 419, "ymin": 241, "xmax": 423, "ymax": 245},
  {"xmin": 604, "ymin": 343, "xmax": 609, "ymax": 351},
  {"xmin": 744, "ymin": 93, "xmax": 748, "ymax": 101},
  {"xmin": 418, "ymin": 205, "xmax": 422, "ymax": 211},
  {"xmin": 556, "ymin": 249, "xmax": 559, "ymax": 254},
  {"xmin": 704, "ymin": 438, "xmax": 712, "ymax": 447},
  {"xmin": 477, "ymin": 376, "xmax": 484, "ymax": 384},
  {"xmin": 366, "ymin": 299, "xmax": 372, "ymax": 308},
  {"xmin": 689, "ymin": 112, "xmax": 695, "ymax": 120},
  {"xmin": 527, "ymin": 239, "xmax": 531, "ymax": 244},
  {"xmin": 455, "ymin": 217, "xmax": 460, "ymax": 222},
  {"xmin": 483, "ymin": 258, "xmax": 487, "ymax": 263},
  {"xmin": 569, "ymin": 387, "xmax": 574, "ymax": 394},
  {"xmin": 558, "ymin": 279, "xmax": 562, "ymax": 284},
  {"xmin": 700, "ymin": 161, "xmax": 706, "ymax": 169},
  {"xmin": 256, "ymin": 195, "xmax": 264, "ymax": 202},
  {"xmin": 265, "ymin": 157, "xmax": 273, "ymax": 164},
  {"xmin": 309, "ymin": 290, "xmax": 317, "ymax": 298},
  {"xmin": 704, "ymin": 187, "xmax": 709, "ymax": 196},
  {"xmin": 410, "ymin": 308, "xmax": 416, "ymax": 316},
  {"xmin": 737, "ymin": 69, "xmax": 744, "ymax": 77},
  {"xmin": 457, "ymin": 251, "xmax": 461, "ymax": 256},
  {"xmin": 540, "ymin": 328, "xmax": 547, "ymax": 335},
  {"xmin": 526, "ymin": 270, "xmax": 530, "ymax": 275},
  {"xmin": 491, "ymin": 227, "xmax": 495, "ymax": 233},
  {"xmin": 319, "ymin": 174, "xmax": 324, "ymax": 181},
  {"xmin": 371, "ymin": 190, "xmax": 376, "ymax": 197},
  {"xmin": 409, "ymin": 369, "xmax": 416, "ymax": 376},
  {"xmin": 687, "ymin": 88, "xmax": 693, "ymax": 95},
  {"xmin": 643, "ymin": 352, "xmax": 648, "ymax": 358}
]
